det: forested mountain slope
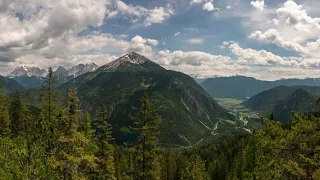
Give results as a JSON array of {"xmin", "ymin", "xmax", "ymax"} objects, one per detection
[{"xmin": 60, "ymin": 52, "xmax": 234, "ymax": 147}]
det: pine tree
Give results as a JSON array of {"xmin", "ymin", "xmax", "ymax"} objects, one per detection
[
  {"xmin": 179, "ymin": 155, "xmax": 209, "ymax": 180},
  {"xmin": 131, "ymin": 93, "xmax": 162, "ymax": 180},
  {"xmin": 39, "ymin": 67, "xmax": 61, "ymax": 149},
  {"xmin": 94, "ymin": 106, "xmax": 116, "ymax": 180},
  {"xmin": 84, "ymin": 112, "xmax": 95, "ymax": 139},
  {"xmin": 0, "ymin": 89, "xmax": 10, "ymax": 136},
  {"xmin": 51, "ymin": 89, "xmax": 95, "ymax": 179},
  {"xmin": 10, "ymin": 90, "xmax": 32, "ymax": 137}
]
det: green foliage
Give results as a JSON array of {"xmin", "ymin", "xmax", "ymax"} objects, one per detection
[
  {"xmin": 131, "ymin": 93, "xmax": 162, "ymax": 180},
  {"xmin": 61, "ymin": 63, "xmax": 233, "ymax": 146},
  {"xmin": 0, "ymin": 89, "xmax": 10, "ymax": 136},
  {"xmin": 0, "ymin": 66, "xmax": 320, "ymax": 180},
  {"xmin": 94, "ymin": 106, "xmax": 116, "ymax": 180},
  {"xmin": 10, "ymin": 90, "xmax": 33, "ymax": 137}
]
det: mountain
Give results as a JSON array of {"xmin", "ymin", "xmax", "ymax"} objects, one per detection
[
  {"xmin": 201, "ymin": 76, "xmax": 320, "ymax": 100},
  {"xmin": 0, "ymin": 75, "xmax": 25, "ymax": 93},
  {"xmin": 54, "ymin": 66, "xmax": 67, "ymax": 76},
  {"xmin": 189, "ymin": 74, "xmax": 208, "ymax": 84},
  {"xmin": 66, "ymin": 63, "xmax": 99, "ymax": 77},
  {"xmin": 7, "ymin": 64, "xmax": 100, "ymax": 89},
  {"xmin": 8, "ymin": 66, "xmax": 47, "ymax": 78},
  {"xmin": 242, "ymin": 86, "xmax": 298, "ymax": 112},
  {"xmin": 201, "ymin": 76, "xmax": 271, "ymax": 99},
  {"xmin": 60, "ymin": 52, "xmax": 234, "ymax": 147},
  {"xmin": 243, "ymin": 85, "xmax": 320, "ymax": 123},
  {"xmin": 272, "ymin": 89, "xmax": 318, "ymax": 123},
  {"xmin": 11, "ymin": 76, "xmax": 44, "ymax": 89}
]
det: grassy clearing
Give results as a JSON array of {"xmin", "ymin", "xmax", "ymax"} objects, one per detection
[{"xmin": 216, "ymin": 98, "xmax": 243, "ymax": 105}]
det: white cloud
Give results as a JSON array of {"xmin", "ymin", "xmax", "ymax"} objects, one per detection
[
  {"xmin": 0, "ymin": 0, "xmax": 112, "ymax": 61},
  {"xmin": 203, "ymin": 2, "xmax": 214, "ymax": 12},
  {"xmin": 226, "ymin": 6, "xmax": 231, "ymax": 10},
  {"xmin": 249, "ymin": 29, "xmax": 308, "ymax": 56},
  {"xmin": 108, "ymin": 1, "xmax": 174, "ymax": 26},
  {"xmin": 147, "ymin": 39, "xmax": 159, "ymax": 46},
  {"xmin": 247, "ymin": 1, "xmax": 320, "ymax": 43},
  {"xmin": 229, "ymin": 42, "xmax": 300, "ymax": 67},
  {"xmin": 190, "ymin": 0, "xmax": 204, "ymax": 5},
  {"xmin": 185, "ymin": 38, "xmax": 205, "ymax": 44},
  {"xmin": 145, "ymin": 6, "xmax": 174, "ymax": 26},
  {"xmin": 153, "ymin": 50, "xmax": 252, "ymax": 78},
  {"xmin": 250, "ymin": 0, "xmax": 265, "ymax": 11},
  {"xmin": 174, "ymin": 32, "xmax": 181, "ymax": 36},
  {"xmin": 125, "ymin": 36, "xmax": 154, "ymax": 57},
  {"xmin": 155, "ymin": 50, "xmax": 231, "ymax": 66}
]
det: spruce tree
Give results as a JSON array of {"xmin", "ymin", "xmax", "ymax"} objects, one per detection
[
  {"xmin": 84, "ymin": 112, "xmax": 95, "ymax": 139},
  {"xmin": 10, "ymin": 90, "xmax": 32, "ymax": 137},
  {"xmin": 131, "ymin": 93, "xmax": 162, "ymax": 180},
  {"xmin": 39, "ymin": 67, "xmax": 61, "ymax": 149},
  {"xmin": 94, "ymin": 106, "xmax": 116, "ymax": 180},
  {"xmin": 51, "ymin": 89, "xmax": 95, "ymax": 179},
  {"xmin": 0, "ymin": 89, "xmax": 10, "ymax": 136}
]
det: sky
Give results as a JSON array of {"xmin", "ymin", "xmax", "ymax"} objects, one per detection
[{"xmin": 0, "ymin": 0, "xmax": 320, "ymax": 80}]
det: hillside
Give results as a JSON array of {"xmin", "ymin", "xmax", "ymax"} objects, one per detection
[
  {"xmin": 60, "ymin": 52, "xmax": 234, "ymax": 147},
  {"xmin": 201, "ymin": 76, "xmax": 320, "ymax": 100},
  {"xmin": 0, "ymin": 75, "xmax": 25, "ymax": 93},
  {"xmin": 272, "ymin": 89, "xmax": 318, "ymax": 123},
  {"xmin": 243, "ymin": 85, "xmax": 320, "ymax": 122}
]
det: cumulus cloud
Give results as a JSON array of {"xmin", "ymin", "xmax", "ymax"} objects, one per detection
[
  {"xmin": 185, "ymin": 38, "xmax": 205, "ymax": 44},
  {"xmin": 125, "ymin": 36, "xmax": 156, "ymax": 57},
  {"xmin": 0, "ymin": 0, "xmax": 112, "ymax": 61},
  {"xmin": 250, "ymin": 0, "xmax": 265, "ymax": 11},
  {"xmin": 229, "ymin": 42, "xmax": 299, "ymax": 66},
  {"xmin": 145, "ymin": 6, "xmax": 174, "ymax": 26},
  {"xmin": 155, "ymin": 50, "xmax": 231, "ymax": 66},
  {"xmin": 107, "ymin": 1, "xmax": 174, "ymax": 26},
  {"xmin": 153, "ymin": 50, "xmax": 253, "ymax": 78},
  {"xmin": 249, "ymin": 29, "xmax": 308, "ymax": 56},
  {"xmin": 147, "ymin": 39, "xmax": 159, "ymax": 46},
  {"xmin": 203, "ymin": 2, "xmax": 214, "ymax": 12},
  {"xmin": 0, "ymin": 0, "xmax": 166, "ymax": 74},
  {"xmin": 247, "ymin": 0, "xmax": 320, "ymax": 69},
  {"xmin": 248, "ymin": 1, "xmax": 320, "ymax": 43},
  {"xmin": 190, "ymin": 0, "xmax": 204, "ymax": 5}
]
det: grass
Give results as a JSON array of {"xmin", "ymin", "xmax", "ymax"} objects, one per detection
[
  {"xmin": 221, "ymin": 119, "xmax": 236, "ymax": 125},
  {"xmin": 216, "ymin": 98, "xmax": 243, "ymax": 105}
]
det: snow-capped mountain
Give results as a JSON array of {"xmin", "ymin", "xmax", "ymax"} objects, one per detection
[
  {"xmin": 66, "ymin": 63, "xmax": 99, "ymax": 77},
  {"xmin": 100, "ymin": 52, "xmax": 152, "ymax": 71},
  {"xmin": 8, "ymin": 63, "xmax": 99, "ymax": 79},
  {"xmin": 7, "ymin": 66, "xmax": 47, "ymax": 78}
]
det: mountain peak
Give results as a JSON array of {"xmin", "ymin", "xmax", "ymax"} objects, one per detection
[
  {"xmin": 66, "ymin": 63, "xmax": 99, "ymax": 77},
  {"xmin": 100, "ymin": 52, "xmax": 162, "ymax": 71},
  {"xmin": 8, "ymin": 66, "xmax": 47, "ymax": 78},
  {"xmin": 117, "ymin": 52, "xmax": 151, "ymax": 65},
  {"xmin": 54, "ymin": 66, "xmax": 67, "ymax": 75}
]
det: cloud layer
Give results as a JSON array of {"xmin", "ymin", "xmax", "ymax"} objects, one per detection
[{"xmin": 1, "ymin": 0, "xmax": 320, "ymax": 80}]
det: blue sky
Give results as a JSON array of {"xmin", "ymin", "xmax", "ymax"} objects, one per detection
[{"xmin": 0, "ymin": 0, "xmax": 320, "ymax": 80}]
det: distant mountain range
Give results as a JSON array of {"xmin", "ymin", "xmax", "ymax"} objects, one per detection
[
  {"xmin": 7, "ymin": 63, "xmax": 99, "ymax": 88},
  {"xmin": 8, "ymin": 66, "xmax": 47, "ymax": 78},
  {"xmin": 243, "ymin": 85, "xmax": 320, "ymax": 123},
  {"xmin": 201, "ymin": 76, "xmax": 320, "ymax": 100},
  {"xmin": 0, "ymin": 75, "xmax": 25, "ymax": 93},
  {"xmin": 59, "ymin": 52, "xmax": 234, "ymax": 147}
]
